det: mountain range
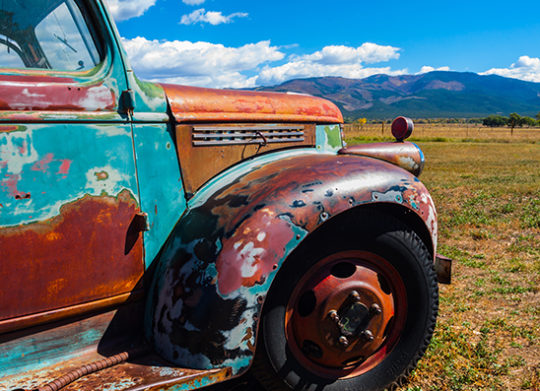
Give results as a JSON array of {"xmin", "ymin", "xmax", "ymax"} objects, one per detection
[{"xmin": 255, "ymin": 71, "xmax": 540, "ymax": 120}]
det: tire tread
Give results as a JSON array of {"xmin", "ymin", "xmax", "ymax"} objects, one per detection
[{"xmin": 252, "ymin": 209, "xmax": 439, "ymax": 391}]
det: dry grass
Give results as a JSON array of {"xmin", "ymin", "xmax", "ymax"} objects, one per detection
[
  {"xmin": 345, "ymin": 123, "xmax": 540, "ymax": 389},
  {"xmin": 379, "ymin": 139, "xmax": 539, "ymax": 390},
  {"xmin": 215, "ymin": 128, "xmax": 539, "ymax": 391},
  {"xmin": 343, "ymin": 123, "xmax": 540, "ymax": 143}
]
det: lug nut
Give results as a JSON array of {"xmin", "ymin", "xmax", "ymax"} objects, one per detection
[
  {"xmin": 362, "ymin": 330, "xmax": 374, "ymax": 341},
  {"xmin": 328, "ymin": 310, "xmax": 339, "ymax": 323},
  {"xmin": 370, "ymin": 304, "xmax": 382, "ymax": 314},
  {"xmin": 350, "ymin": 290, "xmax": 361, "ymax": 301},
  {"xmin": 338, "ymin": 336, "xmax": 349, "ymax": 347}
]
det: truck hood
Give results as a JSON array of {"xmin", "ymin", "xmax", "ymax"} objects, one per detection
[{"xmin": 160, "ymin": 84, "xmax": 343, "ymax": 124}]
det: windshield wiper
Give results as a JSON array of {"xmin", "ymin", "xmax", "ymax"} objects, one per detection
[{"xmin": 54, "ymin": 33, "xmax": 77, "ymax": 53}]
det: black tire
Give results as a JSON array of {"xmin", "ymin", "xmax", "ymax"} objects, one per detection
[{"xmin": 252, "ymin": 210, "xmax": 438, "ymax": 391}]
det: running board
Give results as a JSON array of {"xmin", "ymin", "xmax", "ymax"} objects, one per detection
[{"xmin": 4, "ymin": 351, "xmax": 231, "ymax": 391}]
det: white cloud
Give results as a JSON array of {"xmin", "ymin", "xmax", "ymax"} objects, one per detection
[
  {"xmin": 122, "ymin": 37, "xmax": 283, "ymax": 88},
  {"xmin": 301, "ymin": 43, "xmax": 400, "ymax": 65},
  {"xmin": 105, "ymin": 0, "xmax": 156, "ymax": 21},
  {"xmin": 254, "ymin": 43, "xmax": 403, "ymax": 85},
  {"xmin": 481, "ymin": 56, "xmax": 540, "ymax": 82},
  {"xmin": 417, "ymin": 65, "xmax": 451, "ymax": 74},
  {"xmin": 122, "ymin": 37, "xmax": 405, "ymax": 88},
  {"xmin": 256, "ymin": 61, "xmax": 407, "ymax": 86},
  {"xmin": 180, "ymin": 8, "xmax": 248, "ymax": 25},
  {"xmin": 182, "ymin": 0, "xmax": 205, "ymax": 4}
]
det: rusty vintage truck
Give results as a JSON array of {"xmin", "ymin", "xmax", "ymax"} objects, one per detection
[{"xmin": 0, "ymin": 1, "xmax": 450, "ymax": 390}]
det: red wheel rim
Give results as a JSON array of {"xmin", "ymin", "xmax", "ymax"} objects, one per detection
[{"xmin": 285, "ymin": 250, "xmax": 407, "ymax": 379}]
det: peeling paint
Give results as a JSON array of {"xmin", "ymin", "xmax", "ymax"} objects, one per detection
[
  {"xmin": 94, "ymin": 170, "xmax": 109, "ymax": 181},
  {"xmin": 316, "ymin": 124, "xmax": 343, "ymax": 151},
  {"xmin": 0, "ymin": 124, "xmax": 138, "ymax": 227},
  {"xmin": 58, "ymin": 159, "xmax": 72, "ymax": 175},
  {"xmin": 0, "ymin": 80, "xmax": 116, "ymax": 112},
  {"xmin": 0, "ymin": 2, "xmax": 441, "ymax": 387},
  {"xmin": 31, "ymin": 152, "xmax": 54, "ymax": 172},
  {"xmin": 339, "ymin": 141, "xmax": 425, "ymax": 176},
  {"xmin": 0, "ymin": 190, "xmax": 144, "ymax": 321},
  {"xmin": 372, "ymin": 189, "xmax": 404, "ymax": 203},
  {"xmin": 132, "ymin": 123, "xmax": 187, "ymax": 268},
  {"xmin": 162, "ymin": 84, "xmax": 343, "ymax": 124},
  {"xmin": 148, "ymin": 152, "xmax": 437, "ymax": 376},
  {"xmin": 324, "ymin": 124, "xmax": 342, "ymax": 149}
]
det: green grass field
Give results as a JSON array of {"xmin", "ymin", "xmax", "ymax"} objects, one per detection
[{"xmin": 344, "ymin": 130, "xmax": 540, "ymax": 390}]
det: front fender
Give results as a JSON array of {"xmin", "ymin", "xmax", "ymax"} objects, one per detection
[{"xmin": 146, "ymin": 152, "xmax": 437, "ymax": 375}]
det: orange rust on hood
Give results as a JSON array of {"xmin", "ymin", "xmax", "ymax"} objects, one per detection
[
  {"xmin": 0, "ymin": 190, "xmax": 144, "ymax": 322},
  {"xmin": 160, "ymin": 84, "xmax": 343, "ymax": 124}
]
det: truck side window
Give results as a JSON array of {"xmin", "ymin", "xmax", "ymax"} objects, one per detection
[
  {"xmin": 0, "ymin": 0, "xmax": 101, "ymax": 71},
  {"xmin": 0, "ymin": 33, "xmax": 25, "ymax": 68}
]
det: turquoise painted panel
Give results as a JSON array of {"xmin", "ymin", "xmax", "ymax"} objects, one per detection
[
  {"xmin": 132, "ymin": 123, "xmax": 187, "ymax": 268},
  {"xmin": 167, "ymin": 376, "xmax": 220, "ymax": 391},
  {"xmin": 0, "ymin": 123, "xmax": 139, "ymax": 227},
  {"xmin": 0, "ymin": 306, "xmax": 143, "ymax": 387},
  {"xmin": 129, "ymin": 73, "xmax": 169, "ymax": 121},
  {"xmin": 0, "ymin": 319, "xmax": 105, "ymax": 377}
]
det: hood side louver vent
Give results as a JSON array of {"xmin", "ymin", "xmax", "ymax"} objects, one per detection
[
  {"xmin": 192, "ymin": 125, "xmax": 305, "ymax": 146},
  {"xmin": 176, "ymin": 123, "xmax": 315, "ymax": 194}
]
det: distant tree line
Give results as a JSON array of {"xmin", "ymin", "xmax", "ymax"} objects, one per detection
[
  {"xmin": 414, "ymin": 118, "xmax": 483, "ymax": 124},
  {"xmin": 482, "ymin": 112, "xmax": 540, "ymax": 128},
  {"xmin": 345, "ymin": 118, "xmax": 483, "ymax": 124},
  {"xmin": 344, "ymin": 112, "xmax": 540, "ymax": 127}
]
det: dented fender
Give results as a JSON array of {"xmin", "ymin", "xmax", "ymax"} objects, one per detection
[{"xmin": 146, "ymin": 152, "xmax": 437, "ymax": 375}]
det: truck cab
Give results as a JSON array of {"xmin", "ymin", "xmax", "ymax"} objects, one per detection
[{"xmin": 0, "ymin": 1, "xmax": 447, "ymax": 390}]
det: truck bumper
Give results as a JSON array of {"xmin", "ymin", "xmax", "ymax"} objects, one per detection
[{"xmin": 435, "ymin": 253, "xmax": 453, "ymax": 284}]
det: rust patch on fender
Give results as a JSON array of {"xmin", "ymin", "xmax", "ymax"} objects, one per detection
[
  {"xmin": 150, "ymin": 154, "xmax": 437, "ymax": 371},
  {"xmin": 339, "ymin": 141, "xmax": 425, "ymax": 176},
  {"xmin": 0, "ymin": 190, "xmax": 144, "ymax": 322},
  {"xmin": 216, "ymin": 207, "xmax": 295, "ymax": 295},
  {"xmin": 206, "ymin": 155, "xmax": 435, "ymax": 294}
]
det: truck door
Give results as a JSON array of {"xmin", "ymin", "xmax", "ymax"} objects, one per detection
[{"xmin": 0, "ymin": 0, "xmax": 144, "ymax": 328}]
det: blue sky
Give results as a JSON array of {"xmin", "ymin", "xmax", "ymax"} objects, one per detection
[{"xmin": 105, "ymin": 0, "xmax": 540, "ymax": 88}]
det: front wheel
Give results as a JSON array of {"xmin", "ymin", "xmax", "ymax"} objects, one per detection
[{"xmin": 252, "ymin": 211, "xmax": 438, "ymax": 391}]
